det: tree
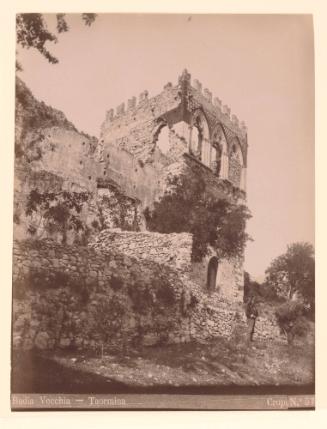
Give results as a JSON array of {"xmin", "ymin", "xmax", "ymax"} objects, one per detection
[
  {"xmin": 144, "ymin": 173, "xmax": 252, "ymax": 262},
  {"xmin": 16, "ymin": 13, "xmax": 97, "ymax": 69},
  {"xmin": 265, "ymin": 242, "xmax": 315, "ymax": 305},
  {"xmin": 25, "ymin": 189, "xmax": 90, "ymax": 244}
]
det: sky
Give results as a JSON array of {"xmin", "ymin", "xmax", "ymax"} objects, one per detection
[{"xmin": 16, "ymin": 14, "xmax": 315, "ymax": 279}]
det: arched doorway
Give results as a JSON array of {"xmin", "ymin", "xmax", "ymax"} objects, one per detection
[{"xmin": 207, "ymin": 257, "xmax": 219, "ymax": 292}]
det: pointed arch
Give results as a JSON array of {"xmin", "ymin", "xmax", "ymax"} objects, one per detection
[
  {"xmin": 229, "ymin": 137, "xmax": 246, "ymax": 189},
  {"xmin": 211, "ymin": 123, "xmax": 229, "ymax": 179},
  {"xmin": 229, "ymin": 137, "xmax": 244, "ymax": 164},
  {"xmin": 190, "ymin": 109, "xmax": 210, "ymax": 166}
]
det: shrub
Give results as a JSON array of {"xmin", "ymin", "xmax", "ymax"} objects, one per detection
[
  {"xmin": 275, "ymin": 301, "xmax": 309, "ymax": 344},
  {"xmin": 155, "ymin": 280, "xmax": 176, "ymax": 307}
]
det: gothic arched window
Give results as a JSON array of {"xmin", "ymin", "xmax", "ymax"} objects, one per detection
[
  {"xmin": 228, "ymin": 138, "xmax": 245, "ymax": 189},
  {"xmin": 190, "ymin": 110, "xmax": 210, "ymax": 166},
  {"xmin": 212, "ymin": 125, "xmax": 229, "ymax": 179}
]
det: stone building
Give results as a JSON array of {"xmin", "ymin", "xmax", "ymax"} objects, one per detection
[
  {"xmin": 96, "ymin": 69, "xmax": 248, "ymax": 303},
  {"xmin": 13, "ymin": 71, "xmax": 273, "ymax": 352}
]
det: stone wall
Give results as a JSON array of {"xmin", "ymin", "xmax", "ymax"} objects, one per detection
[
  {"xmin": 90, "ymin": 229, "xmax": 193, "ymax": 272},
  {"xmin": 253, "ymin": 315, "xmax": 282, "ymax": 342},
  {"xmin": 12, "ymin": 239, "xmax": 284, "ymax": 351},
  {"xmin": 13, "ymin": 164, "xmax": 143, "ymax": 244},
  {"xmin": 98, "ymin": 143, "xmax": 161, "ymax": 208},
  {"xmin": 35, "ymin": 126, "xmax": 98, "ymax": 192},
  {"xmin": 190, "ymin": 253, "xmax": 244, "ymax": 303},
  {"xmin": 12, "ymin": 239, "xmax": 191, "ymax": 351},
  {"xmin": 99, "ymin": 83, "xmax": 182, "ymax": 164}
]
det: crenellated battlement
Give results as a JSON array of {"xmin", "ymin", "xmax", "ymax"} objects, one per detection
[
  {"xmin": 102, "ymin": 69, "xmax": 247, "ymax": 140},
  {"xmin": 188, "ymin": 72, "xmax": 248, "ymax": 138}
]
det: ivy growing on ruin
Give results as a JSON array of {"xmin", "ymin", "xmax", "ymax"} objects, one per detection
[
  {"xmin": 144, "ymin": 174, "xmax": 252, "ymax": 262},
  {"xmin": 25, "ymin": 189, "xmax": 90, "ymax": 244}
]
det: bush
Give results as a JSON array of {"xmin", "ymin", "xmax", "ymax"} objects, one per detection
[
  {"xmin": 155, "ymin": 280, "xmax": 176, "ymax": 307},
  {"xmin": 275, "ymin": 301, "xmax": 310, "ymax": 344}
]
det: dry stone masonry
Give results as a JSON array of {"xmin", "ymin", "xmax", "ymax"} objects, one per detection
[
  {"xmin": 12, "ymin": 239, "xmax": 283, "ymax": 351},
  {"xmin": 90, "ymin": 230, "xmax": 193, "ymax": 272}
]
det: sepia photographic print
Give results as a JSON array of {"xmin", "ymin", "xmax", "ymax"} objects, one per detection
[{"xmin": 10, "ymin": 13, "xmax": 315, "ymax": 411}]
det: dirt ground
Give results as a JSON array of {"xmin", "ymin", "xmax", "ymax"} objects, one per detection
[{"xmin": 12, "ymin": 335, "xmax": 314, "ymax": 394}]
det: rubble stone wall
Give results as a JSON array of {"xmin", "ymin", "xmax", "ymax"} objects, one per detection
[
  {"xmin": 190, "ymin": 255, "xmax": 244, "ymax": 303},
  {"xmin": 12, "ymin": 239, "xmax": 191, "ymax": 351},
  {"xmin": 90, "ymin": 229, "xmax": 193, "ymax": 272},
  {"xmin": 12, "ymin": 239, "xmax": 284, "ymax": 352}
]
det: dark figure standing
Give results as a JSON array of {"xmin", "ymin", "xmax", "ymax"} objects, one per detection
[{"xmin": 245, "ymin": 296, "xmax": 258, "ymax": 342}]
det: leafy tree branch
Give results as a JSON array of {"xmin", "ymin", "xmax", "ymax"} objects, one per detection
[{"xmin": 16, "ymin": 13, "xmax": 97, "ymax": 68}]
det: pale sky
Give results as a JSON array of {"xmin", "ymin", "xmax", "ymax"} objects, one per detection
[{"xmin": 16, "ymin": 14, "xmax": 315, "ymax": 279}]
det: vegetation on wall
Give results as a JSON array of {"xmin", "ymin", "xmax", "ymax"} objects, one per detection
[
  {"xmin": 144, "ymin": 174, "xmax": 251, "ymax": 262},
  {"xmin": 25, "ymin": 189, "xmax": 90, "ymax": 244},
  {"xmin": 98, "ymin": 187, "xmax": 140, "ymax": 232}
]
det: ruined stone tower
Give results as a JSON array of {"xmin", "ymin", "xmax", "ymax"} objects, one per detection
[
  {"xmin": 98, "ymin": 69, "xmax": 247, "ymax": 200},
  {"xmin": 97, "ymin": 69, "xmax": 248, "ymax": 303},
  {"xmin": 12, "ymin": 72, "xmax": 255, "ymax": 351}
]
